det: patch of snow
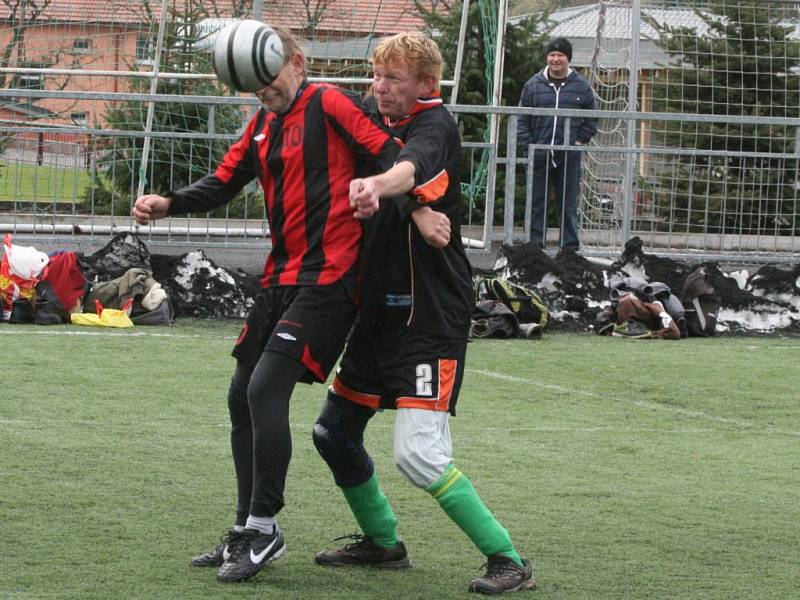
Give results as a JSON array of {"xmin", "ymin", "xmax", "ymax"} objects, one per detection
[
  {"xmin": 175, "ymin": 251, "xmax": 235, "ymax": 291},
  {"xmin": 552, "ymin": 309, "xmax": 581, "ymax": 321},
  {"xmin": 537, "ymin": 272, "xmax": 561, "ymax": 292},
  {"xmin": 725, "ymin": 269, "xmax": 749, "ymax": 290},
  {"xmin": 718, "ymin": 307, "xmax": 798, "ymax": 332},
  {"xmin": 584, "ymin": 298, "xmax": 610, "ymax": 309},
  {"xmin": 499, "ymin": 265, "xmax": 514, "ymax": 281},
  {"xmin": 585, "ymin": 256, "xmax": 614, "ymax": 267},
  {"xmin": 620, "ymin": 262, "xmax": 647, "ymax": 281},
  {"xmin": 495, "ymin": 238, "xmax": 800, "ymax": 336},
  {"xmin": 753, "ymin": 292, "xmax": 800, "ymax": 311}
]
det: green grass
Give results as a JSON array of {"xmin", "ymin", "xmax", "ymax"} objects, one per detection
[
  {"xmin": 0, "ymin": 161, "xmax": 90, "ymax": 204},
  {"xmin": 1, "ymin": 322, "xmax": 798, "ymax": 599}
]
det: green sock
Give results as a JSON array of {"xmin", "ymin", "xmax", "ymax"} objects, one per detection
[
  {"xmin": 341, "ymin": 473, "xmax": 398, "ymax": 548},
  {"xmin": 427, "ymin": 464, "xmax": 523, "ymax": 567}
]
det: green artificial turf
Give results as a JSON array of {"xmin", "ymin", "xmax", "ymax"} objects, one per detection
[{"xmin": 2, "ymin": 322, "xmax": 798, "ymax": 599}]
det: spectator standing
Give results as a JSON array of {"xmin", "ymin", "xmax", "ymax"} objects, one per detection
[
  {"xmin": 131, "ymin": 28, "xmax": 398, "ymax": 584},
  {"xmin": 517, "ymin": 37, "xmax": 598, "ymax": 250}
]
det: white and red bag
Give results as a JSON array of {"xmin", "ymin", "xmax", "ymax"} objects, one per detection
[{"xmin": 0, "ymin": 234, "xmax": 49, "ymax": 319}]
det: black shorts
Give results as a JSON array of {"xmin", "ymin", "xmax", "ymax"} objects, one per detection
[
  {"xmin": 232, "ymin": 282, "xmax": 357, "ymax": 384},
  {"xmin": 332, "ymin": 321, "xmax": 466, "ymax": 415}
]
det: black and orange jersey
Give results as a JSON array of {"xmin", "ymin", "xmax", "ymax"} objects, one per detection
[
  {"xmin": 359, "ymin": 96, "xmax": 474, "ymax": 339},
  {"xmin": 168, "ymin": 82, "xmax": 398, "ymax": 289}
]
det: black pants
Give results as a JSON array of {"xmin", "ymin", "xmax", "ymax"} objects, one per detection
[{"xmin": 228, "ymin": 351, "xmax": 306, "ymax": 522}]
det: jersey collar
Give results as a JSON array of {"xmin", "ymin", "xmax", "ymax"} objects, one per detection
[{"xmin": 384, "ymin": 91, "xmax": 443, "ymax": 128}]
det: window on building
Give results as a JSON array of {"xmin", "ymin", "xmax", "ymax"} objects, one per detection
[
  {"xmin": 136, "ymin": 34, "xmax": 155, "ymax": 64},
  {"xmin": 13, "ymin": 73, "xmax": 44, "ymax": 90},
  {"xmin": 73, "ymin": 38, "xmax": 91, "ymax": 53},
  {"xmin": 71, "ymin": 112, "xmax": 88, "ymax": 126}
]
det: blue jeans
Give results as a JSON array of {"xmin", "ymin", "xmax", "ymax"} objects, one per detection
[{"xmin": 530, "ymin": 150, "xmax": 581, "ymax": 249}]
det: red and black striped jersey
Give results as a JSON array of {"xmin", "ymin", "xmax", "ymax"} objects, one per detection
[
  {"xmin": 168, "ymin": 82, "xmax": 398, "ymax": 288},
  {"xmin": 359, "ymin": 96, "xmax": 474, "ymax": 339}
]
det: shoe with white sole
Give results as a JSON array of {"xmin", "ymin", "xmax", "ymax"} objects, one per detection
[{"xmin": 217, "ymin": 527, "xmax": 285, "ymax": 583}]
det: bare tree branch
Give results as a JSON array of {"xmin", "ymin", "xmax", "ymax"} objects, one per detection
[{"xmin": 1, "ymin": 0, "xmax": 53, "ymax": 88}]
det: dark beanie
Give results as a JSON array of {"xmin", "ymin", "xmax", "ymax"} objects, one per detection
[{"xmin": 545, "ymin": 37, "xmax": 572, "ymax": 61}]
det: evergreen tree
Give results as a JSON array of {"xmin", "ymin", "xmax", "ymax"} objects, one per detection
[
  {"xmin": 645, "ymin": 4, "xmax": 800, "ymax": 235},
  {"xmin": 416, "ymin": 0, "xmax": 551, "ymax": 138},
  {"xmin": 415, "ymin": 0, "xmax": 553, "ymax": 221}
]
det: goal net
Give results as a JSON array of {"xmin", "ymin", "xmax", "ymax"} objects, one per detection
[{"xmin": 577, "ymin": 0, "xmax": 800, "ymax": 252}]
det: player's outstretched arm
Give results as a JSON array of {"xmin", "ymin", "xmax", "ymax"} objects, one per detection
[{"xmin": 349, "ymin": 161, "xmax": 416, "ymax": 219}]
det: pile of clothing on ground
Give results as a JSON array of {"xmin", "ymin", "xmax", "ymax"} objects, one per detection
[
  {"xmin": 470, "ymin": 276, "xmax": 550, "ymax": 340},
  {"xmin": 0, "ymin": 232, "xmax": 258, "ymax": 326},
  {"xmin": 5, "ymin": 232, "xmax": 798, "ymax": 336},
  {"xmin": 1, "ymin": 234, "xmax": 170, "ymax": 326},
  {"xmin": 591, "ymin": 270, "xmax": 719, "ymax": 339},
  {"xmin": 481, "ymin": 236, "xmax": 800, "ymax": 336}
]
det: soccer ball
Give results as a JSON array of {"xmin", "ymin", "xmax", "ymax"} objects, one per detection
[{"xmin": 213, "ymin": 19, "xmax": 284, "ymax": 93}]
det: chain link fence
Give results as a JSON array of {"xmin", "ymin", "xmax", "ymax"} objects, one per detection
[{"xmin": 2, "ymin": 0, "xmax": 799, "ymax": 264}]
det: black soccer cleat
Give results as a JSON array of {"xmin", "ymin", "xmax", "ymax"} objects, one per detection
[
  {"xmin": 216, "ymin": 527, "xmax": 285, "ymax": 583},
  {"xmin": 315, "ymin": 534, "xmax": 411, "ymax": 569},
  {"xmin": 468, "ymin": 555, "xmax": 536, "ymax": 595},
  {"xmin": 190, "ymin": 529, "xmax": 246, "ymax": 568},
  {"xmin": 33, "ymin": 298, "xmax": 65, "ymax": 325},
  {"xmin": 9, "ymin": 299, "xmax": 34, "ymax": 324}
]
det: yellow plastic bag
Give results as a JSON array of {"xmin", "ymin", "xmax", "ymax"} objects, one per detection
[{"xmin": 71, "ymin": 307, "xmax": 134, "ymax": 328}]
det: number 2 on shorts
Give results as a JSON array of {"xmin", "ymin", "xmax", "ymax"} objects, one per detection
[{"xmin": 416, "ymin": 363, "xmax": 433, "ymax": 396}]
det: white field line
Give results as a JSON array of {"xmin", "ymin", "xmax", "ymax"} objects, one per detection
[
  {"xmin": 0, "ymin": 419, "xmax": 764, "ymax": 436},
  {"xmin": 0, "ymin": 417, "xmax": 224, "ymax": 429},
  {"xmin": 469, "ymin": 368, "xmax": 800, "ymax": 437},
  {"xmin": 744, "ymin": 345, "xmax": 800, "ymax": 350},
  {"xmin": 5, "ymin": 328, "xmax": 799, "ymax": 348},
  {"xmin": 460, "ymin": 426, "xmax": 792, "ymax": 436},
  {"xmin": 0, "ymin": 418, "xmax": 788, "ymax": 437}
]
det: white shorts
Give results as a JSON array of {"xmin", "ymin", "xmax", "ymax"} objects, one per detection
[{"xmin": 393, "ymin": 407, "xmax": 453, "ymax": 488}]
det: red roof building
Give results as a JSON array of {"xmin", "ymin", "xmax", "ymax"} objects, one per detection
[{"xmin": 1, "ymin": 0, "xmax": 433, "ymax": 128}]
